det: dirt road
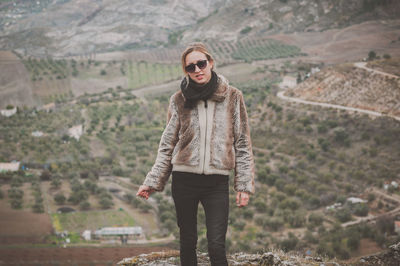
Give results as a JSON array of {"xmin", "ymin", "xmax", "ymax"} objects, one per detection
[
  {"xmin": 354, "ymin": 62, "xmax": 399, "ymax": 79},
  {"xmin": 277, "ymin": 62, "xmax": 400, "ymax": 121}
]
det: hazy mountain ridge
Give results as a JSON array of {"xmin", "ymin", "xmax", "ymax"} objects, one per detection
[
  {"xmin": 189, "ymin": 0, "xmax": 400, "ymax": 41},
  {"xmin": 0, "ymin": 0, "xmax": 399, "ymax": 57},
  {"xmin": 0, "ymin": 0, "xmax": 227, "ymax": 56}
]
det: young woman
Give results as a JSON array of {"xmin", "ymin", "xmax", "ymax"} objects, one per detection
[{"xmin": 137, "ymin": 42, "xmax": 255, "ymax": 266}]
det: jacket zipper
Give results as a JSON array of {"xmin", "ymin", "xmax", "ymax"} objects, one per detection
[{"xmin": 202, "ymin": 100, "xmax": 208, "ymax": 174}]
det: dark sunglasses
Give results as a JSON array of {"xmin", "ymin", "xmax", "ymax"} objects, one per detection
[{"xmin": 185, "ymin": 60, "xmax": 208, "ymax": 73}]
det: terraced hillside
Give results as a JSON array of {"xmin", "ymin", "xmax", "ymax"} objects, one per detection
[{"xmin": 284, "ymin": 59, "xmax": 400, "ymax": 117}]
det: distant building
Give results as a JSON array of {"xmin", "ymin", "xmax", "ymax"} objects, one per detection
[
  {"xmin": 281, "ymin": 76, "xmax": 297, "ymax": 89},
  {"xmin": 31, "ymin": 131, "xmax": 44, "ymax": 137},
  {"xmin": 1, "ymin": 107, "xmax": 17, "ymax": 117},
  {"xmin": 383, "ymin": 181, "xmax": 390, "ymax": 190},
  {"xmin": 94, "ymin": 227, "xmax": 142, "ymax": 237},
  {"xmin": 383, "ymin": 181, "xmax": 399, "ymax": 190},
  {"xmin": 326, "ymin": 202, "xmax": 342, "ymax": 211},
  {"xmin": 68, "ymin": 125, "xmax": 83, "ymax": 140},
  {"xmin": 94, "ymin": 226, "xmax": 143, "ymax": 244},
  {"xmin": 0, "ymin": 162, "xmax": 20, "ymax": 172},
  {"xmin": 82, "ymin": 230, "xmax": 91, "ymax": 241},
  {"xmin": 311, "ymin": 67, "xmax": 321, "ymax": 74},
  {"xmin": 347, "ymin": 197, "xmax": 367, "ymax": 204}
]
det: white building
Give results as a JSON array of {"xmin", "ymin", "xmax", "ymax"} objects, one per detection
[
  {"xmin": 94, "ymin": 227, "xmax": 143, "ymax": 237},
  {"xmin": 68, "ymin": 125, "xmax": 83, "ymax": 140},
  {"xmin": 0, "ymin": 162, "xmax": 20, "ymax": 172},
  {"xmin": 311, "ymin": 67, "xmax": 321, "ymax": 74},
  {"xmin": 347, "ymin": 197, "xmax": 367, "ymax": 204},
  {"xmin": 82, "ymin": 230, "xmax": 91, "ymax": 241},
  {"xmin": 326, "ymin": 202, "xmax": 342, "ymax": 210},
  {"xmin": 281, "ymin": 76, "xmax": 297, "ymax": 89},
  {"xmin": 1, "ymin": 107, "xmax": 17, "ymax": 117},
  {"xmin": 31, "ymin": 131, "xmax": 44, "ymax": 137}
]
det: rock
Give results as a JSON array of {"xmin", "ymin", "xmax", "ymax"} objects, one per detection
[{"xmin": 118, "ymin": 242, "xmax": 400, "ymax": 266}]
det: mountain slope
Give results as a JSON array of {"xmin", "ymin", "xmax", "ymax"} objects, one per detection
[
  {"xmin": 0, "ymin": 51, "xmax": 35, "ymax": 108},
  {"xmin": 284, "ymin": 59, "xmax": 400, "ymax": 117},
  {"xmin": 0, "ymin": 0, "xmax": 399, "ymax": 57},
  {"xmin": 182, "ymin": 0, "xmax": 400, "ymax": 42}
]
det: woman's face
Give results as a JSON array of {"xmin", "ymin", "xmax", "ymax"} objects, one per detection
[{"xmin": 185, "ymin": 51, "xmax": 214, "ymax": 84}]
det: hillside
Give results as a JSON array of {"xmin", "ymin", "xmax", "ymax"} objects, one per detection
[
  {"xmin": 0, "ymin": 51, "xmax": 35, "ymax": 108},
  {"xmin": 0, "ymin": 0, "xmax": 399, "ymax": 57},
  {"xmin": 284, "ymin": 59, "xmax": 400, "ymax": 118},
  {"xmin": 1, "ymin": 54, "xmax": 400, "ymax": 264},
  {"xmin": 182, "ymin": 0, "xmax": 400, "ymax": 43},
  {"xmin": 1, "ymin": 1, "xmax": 400, "ymax": 264}
]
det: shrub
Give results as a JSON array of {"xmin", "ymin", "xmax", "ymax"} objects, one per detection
[
  {"xmin": 376, "ymin": 215, "xmax": 394, "ymax": 234},
  {"xmin": 32, "ymin": 202, "xmax": 44, "ymax": 213},
  {"xmin": 242, "ymin": 208, "xmax": 254, "ymax": 219},
  {"xmin": 303, "ymin": 230, "xmax": 318, "ymax": 244},
  {"xmin": 254, "ymin": 199, "xmax": 268, "ymax": 213},
  {"xmin": 279, "ymin": 198, "xmax": 300, "ymax": 210},
  {"xmin": 353, "ymin": 203, "xmax": 369, "ymax": 216},
  {"xmin": 283, "ymin": 184, "xmax": 296, "ymax": 195},
  {"xmin": 40, "ymin": 170, "xmax": 52, "ymax": 181},
  {"xmin": 240, "ymin": 26, "xmax": 252, "ymax": 34},
  {"xmin": 308, "ymin": 196, "xmax": 320, "ymax": 209},
  {"xmin": 288, "ymin": 211, "xmax": 306, "ymax": 228},
  {"xmin": 68, "ymin": 190, "xmax": 88, "ymax": 205},
  {"xmin": 50, "ymin": 178, "xmax": 61, "ymax": 189},
  {"xmin": 308, "ymin": 213, "xmax": 324, "ymax": 227},
  {"xmin": 334, "ymin": 128, "xmax": 350, "ymax": 146},
  {"xmin": 347, "ymin": 230, "xmax": 361, "ymax": 251},
  {"xmin": 79, "ymin": 201, "xmax": 91, "ymax": 210},
  {"xmin": 54, "ymin": 193, "xmax": 66, "ymax": 205},
  {"xmin": 8, "ymin": 188, "xmax": 24, "ymax": 199},
  {"xmin": 11, "ymin": 176, "xmax": 24, "ymax": 188},
  {"xmin": 279, "ymin": 232, "xmax": 298, "ymax": 252},
  {"xmin": 266, "ymin": 217, "xmax": 284, "ymax": 231},
  {"xmin": 233, "ymin": 220, "xmax": 246, "ymax": 231},
  {"xmin": 99, "ymin": 196, "xmax": 113, "ymax": 209},
  {"xmin": 335, "ymin": 208, "xmax": 352, "ymax": 223},
  {"xmin": 368, "ymin": 50, "xmax": 376, "ymax": 61},
  {"xmin": 10, "ymin": 198, "xmax": 23, "ymax": 209}
]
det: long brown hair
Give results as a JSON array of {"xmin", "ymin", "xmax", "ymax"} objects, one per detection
[{"xmin": 180, "ymin": 42, "xmax": 215, "ymax": 74}]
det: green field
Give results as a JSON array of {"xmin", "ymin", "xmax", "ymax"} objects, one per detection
[
  {"xmin": 52, "ymin": 209, "xmax": 135, "ymax": 233},
  {"xmin": 127, "ymin": 61, "xmax": 181, "ymax": 89}
]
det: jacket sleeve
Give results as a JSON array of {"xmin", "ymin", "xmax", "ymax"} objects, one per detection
[
  {"xmin": 142, "ymin": 94, "xmax": 180, "ymax": 191},
  {"xmin": 233, "ymin": 91, "xmax": 255, "ymax": 194}
]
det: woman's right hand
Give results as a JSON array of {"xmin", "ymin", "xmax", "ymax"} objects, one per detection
[{"xmin": 136, "ymin": 185, "xmax": 155, "ymax": 200}]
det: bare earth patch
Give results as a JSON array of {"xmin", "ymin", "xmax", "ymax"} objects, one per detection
[
  {"xmin": 269, "ymin": 20, "xmax": 400, "ymax": 64},
  {"xmin": 0, "ymin": 246, "xmax": 173, "ymax": 265},
  {"xmin": 0, "ymin": 198, "xmax": 53, "ymax": 245}
]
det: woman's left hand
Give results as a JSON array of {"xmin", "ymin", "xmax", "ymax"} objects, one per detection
[{"xmin": 236, "ymin": 192, "xmax": 250, "ymax": 207}]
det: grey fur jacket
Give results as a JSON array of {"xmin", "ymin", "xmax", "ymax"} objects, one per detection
[{"xmin": 143, "ymin": 74, "xmax": 255, "ymax": 194}]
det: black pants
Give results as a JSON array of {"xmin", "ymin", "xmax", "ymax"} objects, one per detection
[{"xmin": 172, "ymin": 171, "xmax": 229, "ymax": 266}]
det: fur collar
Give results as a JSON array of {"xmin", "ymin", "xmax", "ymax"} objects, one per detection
[{"xmin": 208, "ymin": 74, "xmax": 229, "ymax": 103}]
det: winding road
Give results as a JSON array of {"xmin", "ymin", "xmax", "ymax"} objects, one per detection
[{"xmin": 277, "ymin": 62, "xmax": 400, "ymax": 122}]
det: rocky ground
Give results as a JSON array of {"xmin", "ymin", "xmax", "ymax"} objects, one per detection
[{"xmin": 116, "ymin": 242, "xmax": 400, "ymax": 266}]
